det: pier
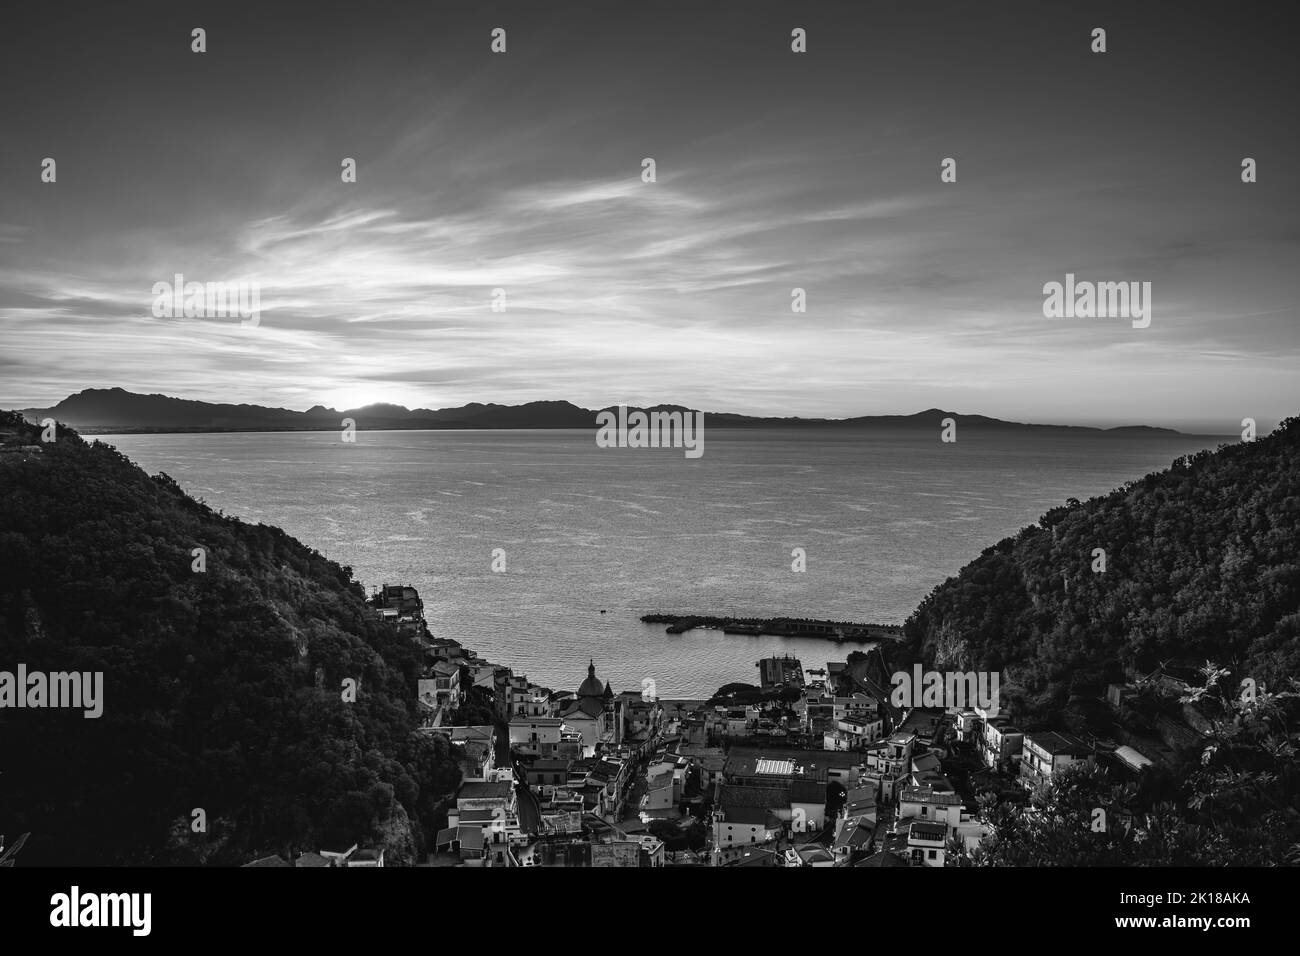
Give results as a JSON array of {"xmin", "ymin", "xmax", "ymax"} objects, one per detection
[{"xmin": 641, "ymin": 613, "xmax": 903, "ymax": 643}]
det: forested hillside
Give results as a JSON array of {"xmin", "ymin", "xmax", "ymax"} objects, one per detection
[
  {"xmin": 903, "ymin": 416, "xmax": 1300, "ymax": 727},
  {"xmin": 0, "ymin": 412, "xmax": 461, "ymax": 865}
]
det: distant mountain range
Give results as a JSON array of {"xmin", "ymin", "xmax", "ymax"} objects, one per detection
[{"xmin": 13, "ymin": 387, "xmax": 1193, "ymax": 436}]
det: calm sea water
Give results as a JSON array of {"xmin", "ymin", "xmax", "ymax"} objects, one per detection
[{"xmin": 101, "ymin": 428, "xmax": 1223, "ymax": 697}]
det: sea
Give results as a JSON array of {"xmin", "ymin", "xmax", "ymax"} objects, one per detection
[{"xmin": 99, "ymin": 428, "xmax": 1226, "ymax": 698}]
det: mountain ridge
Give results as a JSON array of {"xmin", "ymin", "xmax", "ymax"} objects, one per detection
[{"xmin": 12, "ymin": 387, "xmax": 1201, "ymax": 436}]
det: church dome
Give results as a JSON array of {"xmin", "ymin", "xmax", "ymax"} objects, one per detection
[{"xmin": 577, "ymin": 660, "xmax": 604, "ymax": 699}]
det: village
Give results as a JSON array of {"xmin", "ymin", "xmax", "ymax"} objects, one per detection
[{"xmin": 248, "ymin": 583, "xmax": 1205, "ymax": 868}]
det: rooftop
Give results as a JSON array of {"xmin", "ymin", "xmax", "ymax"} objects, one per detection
[
  {"xmin": 457, "ymin": 780, "xmax": 514, "ymax": 801},
  {"xmin": 725, "ymin": 747, "xmax": 857, "ymax": 779},
  {"xmin": 908, "ymin": 821, "xmax": 948, "ymax": 842},
  {"xmin": 726, "ymin": 848, "xmax": 777, "ymax": 867},
  {"xmin": 528, "ymin": 759, "xmax": 572, "ymax": 771},
  {"xmin": 722, "ymin": 806, "xmax": 782, "ymax": 828},
  {"xmin": 1113, "ymin": 745, "xmax": 1154, "ymax": 771},
  {"xmin": 833, "ymin": 817, "xmax": 874, "ymax": 850},
  {"xmin": 1026, "ymin": 731, "xmax": 1092, "ymax": 757},
  {"xmin": 790, "ymin": 779, "xmax": 827, "ymax": 804},
  {"xmin": 899, "ymin": 786, "xmax": 963, "ymax": 806}
]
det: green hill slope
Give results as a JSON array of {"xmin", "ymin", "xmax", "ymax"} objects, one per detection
[
  {"xmin": 903, "ymin": 416, "xmax": 1300, "ymax": 727},
  {"xmin": 0, "ymin": 412, "xmax": 461, "ymax": 865}
]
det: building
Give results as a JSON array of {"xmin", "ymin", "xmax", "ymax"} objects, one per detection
[
  {"xmin": 522, "ymin": 686, "xmax": 553, "ymax": 718},
  {"xmin": 757, "ymin": 655, "xmax": 805, "ymax": 689},
  {"xmin": 824, "ymin": 714, "xmax": 884, "ymax": 750},
  {"xmin": 418, "ymin": 660, "xmax": 462, "ymax": 710},
  {"xmin": 1019, "ymin": 731, "xmax": 1094, "ymax": 789},
  {"xmin": 1112, "ymin": 744, "xmax": 1154, "ymax": 774},
  {"xmin": 841, "ymin": 786, "xmax": 878, "ymax": 823},
  {"xmin": 525, "ymin": 758, "xmax": 571, "ymax": 788},
  {"xmin": 953, "ymin": 709, "xmax": 980, "ymax": 743},
  {"xmin": 618, "ymin": 690, "xmax": 662, "ymax": 744},
  {"xmin": 722, "ymin": 846, "xmax": 778, "ymax": 867},
  {"xmin": 676, "ymin": 745, "xmax": 727, "ymax": 791},
  {"xmin": 862, "ymin": 732, "xmax": 916, "ymax": 802},
  {"xmin": 348, "ymin": 848, "xmax": 384, "ymax": 868},
  {"xmin": 319, "ymin": 844, "xmax": 358, "ymax": 865},
  {"xmin": 714, "ymin": 804, "xmax": 783, "ymax": 848},
  {"xmin": 453, "ymin": 780, "xmax": 516, "ymax": 817},
  {"xmin": 466, "ymin": 661, "xmax": 498, "ymax": 693},
  {"xmin": 723, "ymin": 747, "xmax": 858, "ymax": 791},
  {"xmin": 791, "ymin": 845, "xmax": 836, "ymax": 867},
  {"xmin": 427, "ymin": 724, "xmax": 496, "ymax": 781},
  {"xmin": 590, "ymin": 841, "xmax": 641, "ymax": 867},
  {"xmin": 907, "ymin": 820, "xmax": 948, "ymax": 867},
  {"xmin": 831, "ymin": 815, "xmax": 874, "ymax": 864},
  {"xmin": 560, "ymin": 660, "xmax": 620, "ymax": 755},
  {"xmin": 590, "ymin": 836, "xmax": 665, "ymax": 868},
  {"xmin": 509, "ymin": 715, "xmax": 564, "ymax": 756},
  {"xmin": 640, "ymin": 769, "xmax": 676, "ymax": 815},
  {"xmin": 637, "ymin": 835, "xmax": 666, "ymax": 867},
  {"xmin": 789, "ymin": 778, "xmax": 827, "ymax": 835},
  {"xmin": 446, "ymin": 781, "xmax": 520, "ymax": 866},
  {"xmin": 898, "ymin": 785, "xmax": 965, "ymax": 828},
  {"xmin": 370, "ymin": 584, "xmax": 425, "ymax": 636},
  {"xmin": 979, "ymin": 717, "xmax": 1024, "ymax": 770}
]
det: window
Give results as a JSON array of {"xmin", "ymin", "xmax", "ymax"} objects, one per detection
[{"xmin": 927, "ymin": 849, "xmax": 937, "ymax": 859}]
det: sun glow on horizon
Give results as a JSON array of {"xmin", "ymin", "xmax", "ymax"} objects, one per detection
[{"xmin": 314, "ymin": 388, "xmax": 401, "ymax": 412}]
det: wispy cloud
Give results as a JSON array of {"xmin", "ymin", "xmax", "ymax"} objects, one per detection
[{"xmin": 0, "ymin": 0, "xmax": 1296, "ymax": 431}]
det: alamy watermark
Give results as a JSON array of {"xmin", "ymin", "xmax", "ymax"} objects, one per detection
[
  {"xmin": 50, "ymin": 886, "xmax": 151, "ymax": 936},
  {"xmin": 595, "ymin": 404, "xmax": 704, "ymax": 458},
  {"xmin": 152, "ymin": 273, "xmax": 261, "ymax": 327},
  {"xmin": 0, "ymin": 665, "xmax": 103, "ymax": 718},
  {"xmin": 890, "ymin": 665, "xmax": 1000, "ymax": 717},
  {"xmin": 1042, "ymin": 273, "xmax": 1151, "ymax": 328}
]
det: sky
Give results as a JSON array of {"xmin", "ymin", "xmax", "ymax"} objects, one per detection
[{"xmin": 1, "ymin": 0, "xmax": 1297, "ymax": 432}]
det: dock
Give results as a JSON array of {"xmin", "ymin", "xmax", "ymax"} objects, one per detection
[{"xmin": 641, "ymin": 613, "xmax": 903, "ymax": 643}]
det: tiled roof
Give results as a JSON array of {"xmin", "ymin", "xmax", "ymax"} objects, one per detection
[
  {"xmin": 458, "ymin": 825, "xmax": 484, "ymax": 851},
  {"xmin": 727, "ymin": 848, "xmax": 777, "ymax": 867},
  {"xmin": 855, "ymin": 851, "xmax": 908, "ymax": 867},
  {"xmin": 899, "ymin": 786, "xmax": 963, "ymax": 806},
  {"xmin": 457, "ymin": 780, "xmax": 513, "ymax": 801},
  {"xmin": 834, "ymin": 818, "xmax": 873, "ymax": 850},
  {"xmin": 563, "ymin": 697, "xmax": 605, "ymax": 719},
  {"xmin": 528, "ymin": 759, "xmax": 571, "ymax": 771},
  {"xmin": 1026, "ymin": 731, "xmax": 1092, "ymax": 757},
  {"xmin": 790, "ymin": 779, "xmax": 826, "ymax": 804},
  {"xmin": 722, "ymin": 806, "xmax": 781, "ymax": 827},
  {"xmin": 908, "ymin": 820, "xmax": 948, "ymax": 841},
  {"xmin": 721, "ymin": 786, "xmax": 788, "ymax": 810}
]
